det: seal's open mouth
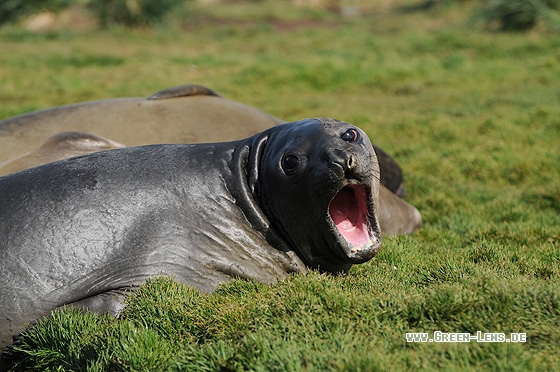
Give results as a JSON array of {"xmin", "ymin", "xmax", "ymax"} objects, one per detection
[{"xmin": 328, "ymin": 184, "xmax": 376, "ymax": 252}]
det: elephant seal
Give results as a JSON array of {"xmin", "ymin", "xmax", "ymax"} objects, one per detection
[
  {"xmin": 0, "ymin": 131, "xmax": 125, "ymax": 175},
  {"xmin": 0, "ymin": 118, "xmax": 381, "ymax": 350},
  {"xmin": 0, "ymin": 84, "xmax": 283, "ymax": 164}
]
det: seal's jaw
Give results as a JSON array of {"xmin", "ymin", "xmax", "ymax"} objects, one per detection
[{"xmin": 327, "ymin": 183, "xmax": 381, "ymax": 264}]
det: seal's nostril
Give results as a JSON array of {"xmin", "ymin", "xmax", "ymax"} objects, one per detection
[{"xmin": 347, "ymin": 155, "xmax": 356, "ymax": 169}]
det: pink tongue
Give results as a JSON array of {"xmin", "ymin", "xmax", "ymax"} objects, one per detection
[{"xmin": 328, "ymin": 185, "xmax": 370, "ymax": 247}]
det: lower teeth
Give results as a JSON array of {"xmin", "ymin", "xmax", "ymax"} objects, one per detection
[{"xmin": 350, "ymin": 236, "xmax": 377, "ymax": 253}]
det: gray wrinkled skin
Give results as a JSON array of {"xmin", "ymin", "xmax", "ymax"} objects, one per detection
[{"xmin": 0, "ymin": 118, "xmax": 381, "ymax": 350}]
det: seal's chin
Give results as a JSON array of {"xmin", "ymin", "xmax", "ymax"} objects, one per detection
[{"xmin": 328, "ymin": 184, "xmax": 380, "ymax": 262}]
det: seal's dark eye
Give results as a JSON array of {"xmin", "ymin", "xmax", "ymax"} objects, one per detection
[
  {"xmin": 283, "ymin": 155, "xmax": 300, "ymax": 173},
  {"xmin": 341, "ymin": 129, "xmax": 359, "ymax": 142}
]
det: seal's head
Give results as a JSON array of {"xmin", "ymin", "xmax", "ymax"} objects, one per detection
[{"xmin": 255, "ymin": 118, "xmax": 382, "ymax": 274}]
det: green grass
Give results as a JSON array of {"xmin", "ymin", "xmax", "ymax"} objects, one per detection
[{"xmin": 1, "ymin": 0, "xmax": 559, "ymax": 370}]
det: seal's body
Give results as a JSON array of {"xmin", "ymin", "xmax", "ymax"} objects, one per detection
[
  {"xmin": 0, "ymin": 132, "xmax": 125, "ymax": 175},
  {"xmin": 0, "ymin": 118, "xmax": 382, "ymax": 349},
  {"xmin": 0, "ymin": 85, "xmax": 282, "ymax": 165}
]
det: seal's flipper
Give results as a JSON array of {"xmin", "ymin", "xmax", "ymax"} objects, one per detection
[
  {"xmin": 148, "ymin": 84, "xmax": 223, "ymax": 100},
  {"xmin": 64, "ymin": 289, "xmax": 131, "ymax": 317},
  {"xmin": 378, "ymin": 186, "xmax": 421, "ymax": 235},
  {"xmin": 372, "ymin": 145, "xmax": 405, "ymax": 198},
  {"xmin": 0, "ymin": 131, "xmax": 126, "ymax": 175},
  {"xmin": 40, "ymin": 131, "xmax": 126, "ymax": 151}
]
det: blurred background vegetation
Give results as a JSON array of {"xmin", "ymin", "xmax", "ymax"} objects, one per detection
[
  {"xmin": 0, "ymin": 0, "xmax": 190, "ymax": 28},
  {"xmin": 1, "ymin": 0, "xmax": 560, "ymax": 31}
]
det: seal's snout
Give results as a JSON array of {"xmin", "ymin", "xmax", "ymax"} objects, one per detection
[{"xmin": 328, "ymin": 149, "xmax": 357, "ymax": 175}]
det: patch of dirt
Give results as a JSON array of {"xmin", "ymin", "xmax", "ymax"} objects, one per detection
[
  {"xmin": 23, "ymin": 5, "xmax": 98, "ymax": 32},
  {"xmin": 182, "ymin": 15, "xmax": 342, "ymax": 33},
  {"xmin": 270, "ymin": 18, "xmax": 341, "ymax": 31}
]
